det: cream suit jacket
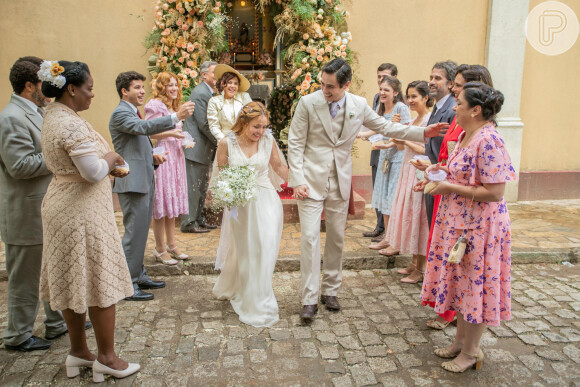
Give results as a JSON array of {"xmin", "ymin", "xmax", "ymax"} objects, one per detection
[{"xmin": 288, "ymin": 90, "xmax": 425, "ymax": 201}]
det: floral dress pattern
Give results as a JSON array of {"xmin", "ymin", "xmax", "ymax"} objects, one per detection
[
  {"xmin": 420, "ymin": 124, "xmax": 517, "ymax": 326},
  {"xmin": 144, "ymin": 99, "xmax": 189, "ymax": 220}
]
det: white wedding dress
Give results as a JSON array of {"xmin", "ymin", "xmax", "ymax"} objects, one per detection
[{"xmin": 212, "ymin": 131, "xmax": 284, "ymax": 327}]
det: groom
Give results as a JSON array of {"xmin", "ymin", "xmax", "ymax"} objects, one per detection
[{"xmin": 288, "ymin": 59, "xmax": 447, "ymax": 320}]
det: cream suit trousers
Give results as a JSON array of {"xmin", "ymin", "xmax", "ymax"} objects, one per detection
[{"xmin": 297, "ymin": 175, "xmax": 349, "ymax": 305}]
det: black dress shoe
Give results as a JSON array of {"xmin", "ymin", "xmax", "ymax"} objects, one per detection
[
  {"xmin": 363, "ymin": 229, "xmax": 382, "ymax": 238},
  {"xmin": 300, "ymin": 304, "xmax": 318, "ymax": 321},
  {"xmin": 200, "ymin": 222, "xmax": 217, "ymax": 230},
  {"xmin": 181, "ymin": 226, "xmax": 210, "ymax": 233},
  {"xmin": 321, "ymin": 295, "xmax": 341, "ymax": 311},
  {"xmin": 46, "ymin": 321, "xmax": 93, "ymax": 340},
  {"xmin": 5, "ymin": 335, "xmax": 51, "ymax": 352},
  {"xmin": 371, "ymin": 232, "xmax": 385, "ymax": 243},
  {"xmin": 137, "ymin": 279, "xmax": 166, "ymax": 290},
  {"xmin": 124, "ymin": 288, "xmax": 154, "ymax": 301}
]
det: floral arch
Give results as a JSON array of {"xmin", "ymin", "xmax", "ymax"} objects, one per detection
[{"xmin": 144, "ymin": 0, "xmax": 354, "ymax": 145}]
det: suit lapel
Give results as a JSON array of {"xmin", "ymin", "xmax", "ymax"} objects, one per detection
[
  {"xmin": 314, "ymin": 99, "xmax": 335, "ymax": 143},
  {"xmin": 336, "ymin": 93, "xmax": 355, "ymax": 145},
  {"xmin": 10, "ymin": 96, "xmax": 43, "ymax": 131}
]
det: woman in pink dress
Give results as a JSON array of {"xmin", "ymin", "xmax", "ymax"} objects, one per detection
[
  {"xmin": 420, "ymin": 83, "xmax": 516, "ymax": 373},
  {"xmin": 383, "ymin": 81, "xmax": 432, "ymax": 283},
  {"xmin": 145, "ymin": 72, "xmax": 191, "ymax": 265}
]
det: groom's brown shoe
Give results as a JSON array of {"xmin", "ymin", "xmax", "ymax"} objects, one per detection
[
  {"xmin": 321, "ymin": 295, "xmax": 341, "ymax": 311},
  {"xmin": 300, "ymin": 305, "xmax": 318, "ymax": 321}
]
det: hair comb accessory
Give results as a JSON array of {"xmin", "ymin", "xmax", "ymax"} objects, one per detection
[{"xmin": 37, "ymin": 60, "xmax": 66, "ymax": 88}]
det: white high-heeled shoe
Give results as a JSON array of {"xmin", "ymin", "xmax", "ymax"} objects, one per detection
[
  {"xmin": 92, "ymin": 360, "xmax": 140, "ymax": 383},
  {"xmin": 65, "ymin": 355, "xmax": 94, "ymax": 378},
  {"xmin": 166, "ymin": 245, "xmax": 189, "ymax": 260},
  {"xmin": 152, "ymin": 249, "xmax": 178, "ymax": 265}
]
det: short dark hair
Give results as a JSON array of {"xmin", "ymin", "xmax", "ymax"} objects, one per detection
[
  {"xmin": 115, "ymin": 71, "xmax": 146, "ymax": 98},
  {"xmin": 41, "ymin": 61, "xmax": 91, "ymax": 99},
  {"xmin": 377, "ymin": 63, "xmax": 398, "ymax": 77},
  {"xmin": 467, "ymin": 65, "xmax": 493, "ymax": 87},
  {"xmin": 321, "ymin": 58, "xmax": 352, "ymax": 87},
  {"xmin": 432, "ymin": 60, "xmax": 458, "ymax": 83},
  {"xmin": 217, "ymin": 72, "xmax": 240, "ymax": 93},
  {"xmin": 462, "ymin": 82, "xmax": 504, "ymax": 122},
  {"xmin": 9, "ymin": 56, "xmax": 43, "ymax": 94}
]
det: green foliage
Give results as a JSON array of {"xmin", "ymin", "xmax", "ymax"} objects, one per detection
[
  {"xmin": 290, "ymin": 0, "xmax": 315, "ymax": 21},
  {"xmin": 144, "ymin": 30, "xmax": 162, "ymax": 49}
]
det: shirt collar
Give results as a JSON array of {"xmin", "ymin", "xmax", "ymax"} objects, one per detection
[
  {"xmin": 121, "ymin": 99, "xmax": 139, "ymax": 114},
  {"xmin": 435, "ymin": 93, "xmax": 451, "ymax": 110},
  {"xmin": 203, "ymin": 81, "xmax": 214, "ymax": 95},
  {"xmin": 329, "ymin": 94, "xmax": 347, "ymax": 109},
  {"xmin": 12, "ymin": 94, "xmax": 41, "ymax": 115}
]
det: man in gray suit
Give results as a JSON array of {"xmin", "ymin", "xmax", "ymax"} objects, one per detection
[
  {"xmin": 109, "ymin": 71, "xmax": 194, "ymax": 301},
  {"xmin": 0, "ymin": 57, "xmax": 67, "ymax": 351},
  {"xmin": 425, "ymin": 60, "xmax": 457, "ymax": 228},
  {"xmin": 181, "ymin": 61, "xmax": 218, "ymax": 233}
]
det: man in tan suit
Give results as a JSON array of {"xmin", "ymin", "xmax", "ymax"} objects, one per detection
[{"xmin": 288, "ymin": 59, "xmax": 447, "ymax": 320}]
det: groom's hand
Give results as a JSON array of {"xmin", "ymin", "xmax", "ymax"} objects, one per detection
[
  {"xmin": 293, "ymin": 185, "xmax": 310, "ymax": 200},
  {"xmin": 424, "ymin": 122, "xmax": 450, "ymax": 138}
]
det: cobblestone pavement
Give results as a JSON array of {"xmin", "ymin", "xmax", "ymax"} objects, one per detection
[
  {"xmin": 1, "ymin": 199, "xmax": 579, "ymax": 279},
  {"xmin": 1, "ymin": 263, "xmax": 580, "ymax": 386}
]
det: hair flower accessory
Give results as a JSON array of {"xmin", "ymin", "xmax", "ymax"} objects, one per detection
[{"xmin": 37, "ymin": 60, "xmax": 66, "ymax": 88}]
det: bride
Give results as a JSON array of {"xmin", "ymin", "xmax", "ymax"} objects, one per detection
[{"xmin": 212, "ymin": 101, "xmax": 288, "ymax": 327}]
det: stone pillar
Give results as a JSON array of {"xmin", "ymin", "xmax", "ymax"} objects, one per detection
[{"xmin": 485, "ymin": 0, "xmax": 529, "ymax": 201}]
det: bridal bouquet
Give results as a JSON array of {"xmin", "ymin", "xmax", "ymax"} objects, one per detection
[{"xmin": 210, "ymin": 165, "xmax": 258, "ymax": 211}]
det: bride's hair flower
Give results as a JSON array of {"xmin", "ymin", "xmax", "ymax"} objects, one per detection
[{"xmin": 37, "ymin": 60, "xmax": 66, "ymax": 89}]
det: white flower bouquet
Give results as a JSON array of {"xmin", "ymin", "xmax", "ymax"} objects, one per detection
[{"xmin": 210, "ymin": 165, "xmax": 258, "ymax": 211}]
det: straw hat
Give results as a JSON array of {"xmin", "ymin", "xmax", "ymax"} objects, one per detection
[{"xmin": 214, "ymin": 64, "xmax": 251, "ymax": 93}]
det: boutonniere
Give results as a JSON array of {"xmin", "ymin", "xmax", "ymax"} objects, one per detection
[{"xmin": 349, "ymin": 112, "xmax": 355, "ymax": 119}]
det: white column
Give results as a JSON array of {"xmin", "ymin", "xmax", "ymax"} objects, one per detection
[{"xmin": 485, "ymin": 0, "xmax": 529, "ymax": 202}]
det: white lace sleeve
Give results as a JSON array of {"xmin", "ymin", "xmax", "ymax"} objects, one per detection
[{"xmin": 70, "ymin": 142, "xmax": 110, "ymax": 183}]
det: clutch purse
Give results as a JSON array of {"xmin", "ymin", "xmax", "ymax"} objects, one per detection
[{"xmin": 382, "ymin": 158, "xmax": 391, "ymax": 174}]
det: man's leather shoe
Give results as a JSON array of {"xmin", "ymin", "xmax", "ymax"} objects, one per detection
[
  {"xmin": 363, "ymin": 229, "xmax": 382, "ymax": 238},
  {"xmin": 300, "ymin": 304, "xmax": 318, "ymax": 321},
  {"xmin": 124, "ymin": 289, "xmax": 154, "ymax": 301},
  {"xmin": 46, "ymin": 321, "xmax": 93, "ymax": 340},
  {"xmin": 321, "ymin": 295, "xmax": 341, "ymax": 311},
  {"xmin": 137, "ymin": 279, "xmax": 165, "ymax": 290},
  {"xmin": 182, "ymin": 226, "xmax": 210, "ymax": 233},
  {"xmin": 200, "ymin": 222, "xmax": 217, "ymax": 230},
  {"xmin": 371, "ymin": 233, "xmax": 385, "ymax": 243},
  {"xmin": 5, "ymin": 335, "xmax": 51, "ymax": 352}
]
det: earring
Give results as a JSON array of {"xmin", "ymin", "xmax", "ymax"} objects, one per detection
[{"xmin": 471, "ymin": 114, "xmax": 475, "ymax": 118}]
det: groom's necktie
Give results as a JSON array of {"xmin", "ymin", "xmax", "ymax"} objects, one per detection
[{"xmin": 329, "ymin": 102, "xmax": 340, "ymax": 119}]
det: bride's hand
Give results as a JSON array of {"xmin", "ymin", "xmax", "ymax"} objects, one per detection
[{"xmin": 292, "ymin": 185, "xmax": 309, "ymax": 200}]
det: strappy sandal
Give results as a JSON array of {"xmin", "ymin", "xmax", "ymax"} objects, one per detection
[
  {"xmin": 441, "ymin": 349, "xmax": 484, "ymax": 373},
  {"xmin": 167, "ymin": 245, "xmax": 189, "ymax": 260},
  {"xmin": 426, "ymin": 315, "xmax": 456, "ymax": 330},
  {"xmin": 400, "ymin": 269, "xmax": 424, "ymax": 284},
  {"xmin": 369, "ymin": 240, "xmax": 389, "ymax": 250},
  {"xmin": 397, "ymin": 263, "xmax": 415, "ymax": 275},
  {"xmin": 434, "ymin": 347, "xmax": 461, "ymax": 359},
  {"xmin": 153, "ymin": 249, "xmax": 178, "ymax": 266},
  {"xmin": 379, "ymin": 247, "xmax": 400, "ymax": 257}
]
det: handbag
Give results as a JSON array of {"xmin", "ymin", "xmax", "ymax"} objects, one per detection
[
  {"xmin": 381, "ymin": 158, "xmax": 390, "ymax": 174},
  {"xmin": 447, "ymin": 188, "xmax": 476, "ymax": 264}
]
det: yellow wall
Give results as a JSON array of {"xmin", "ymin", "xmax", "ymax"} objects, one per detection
[
  {"xmin": 520, "ymin": 0, "xmax": 580, "ymax": 171},
  {"xmin": 0, "ymin": 0, "xmax": 154, "ymax": 137},
  {"xmin": 3, "ymin": 0, "xmax": 577, "ymax": 175},
  {"xmin": 345, "ymin": 0, "xmax": 489, "ymax": 174}
]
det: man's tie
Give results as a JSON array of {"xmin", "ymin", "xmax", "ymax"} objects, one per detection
[
  {"xmin": 432, "ymin": 104, "xmax": 438, "ymax": 116},
  {"xmin": 137, "ymin": 110, "xmax": 143, "ymax": 119},
  {"xmin": 330, "ymin": 102, "xmax": 340, "ymax": 119},
  {"xmin": 37, "ymin": 107, "xmax": 45, "ymax": 118}
]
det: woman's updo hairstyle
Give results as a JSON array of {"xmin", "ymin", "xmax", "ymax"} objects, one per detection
[
  {"xmin": 231, "ymin": 101, "xmax": 269, "ymax": 134},
  {"xmin": 41, "ymin": 61, "xmax": 91, "ymax": 99},
  {"xmin": 406, "ymin": 80, "xmax": 434, "ymax": 108},
  {"xmin": 462, "ymin": 82, "xmax": 504, "ymax": 122}
]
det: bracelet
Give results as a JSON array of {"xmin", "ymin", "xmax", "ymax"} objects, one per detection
[{"xmin": 471, "ymin": 186, "xmax": 476, "ymax": 201}]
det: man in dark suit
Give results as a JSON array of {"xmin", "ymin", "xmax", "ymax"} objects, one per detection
[
  {"xmin": 109, "ymin": 71, "xmax": 194, "ymax": 301},
  {"xmin": 181, "ymin": 61, "xmax": 218, "ymax": 233},
  {"xmin": 364, "ymin": 63, "xmax": 398, "ymax": 241},
  {"xmin": 425, "ymin": 60, "xmax": 457, "ymax": 228},
  {"xmin": 0, "ymin": 57, "xmax": 68, "ymax": 351}
]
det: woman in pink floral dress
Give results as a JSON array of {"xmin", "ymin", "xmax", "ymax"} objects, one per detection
[
  {"xmin": 145, "ymin": 72, "xmax": 190, "ymax": 265},
  {"xmin": 420, "ymin": 83, "xmax": 516, "ymax": 373}
]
